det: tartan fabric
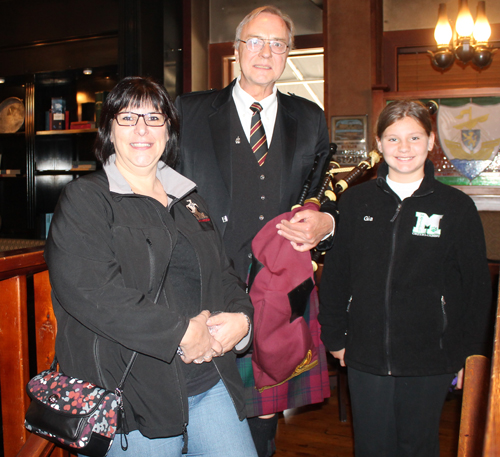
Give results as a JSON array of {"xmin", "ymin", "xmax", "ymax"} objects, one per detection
[{"xmin": 237, "ymin": 287, "xmax": 330, "ymax": 417}]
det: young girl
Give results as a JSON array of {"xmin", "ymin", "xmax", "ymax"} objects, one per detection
[{"xmin": 318, "ymin": 100, "xmax": 492, "ymax": 457}]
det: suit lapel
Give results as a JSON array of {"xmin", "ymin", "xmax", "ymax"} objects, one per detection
[
  {"xmin": 208, "ymin": 81, "xmax": 236, "ymax": 196},
  {"xmin": 277, "ymin": 91, "xmax": 298, "ymax": 205}
]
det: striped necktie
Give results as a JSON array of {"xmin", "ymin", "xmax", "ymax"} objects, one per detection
[{"xmin": 250, "ymin": 102, "xmax": 268, "ymax": 166}]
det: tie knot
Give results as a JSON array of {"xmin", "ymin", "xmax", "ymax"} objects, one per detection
[{"xmin": 250, "ymin": 102, "xmax": 263, "ymax": 115}]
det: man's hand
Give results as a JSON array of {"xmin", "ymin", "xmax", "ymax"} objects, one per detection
[
  {"xmin": 276, "ymin": 210, "xmax": 334, "ymax": 252},
  {"xmin": 206, "ymin": 312, "xmax": 249, "ymax": 354}
]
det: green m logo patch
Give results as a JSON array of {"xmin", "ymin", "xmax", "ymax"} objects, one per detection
[{"xmin": 412, "ymin": 212, "xmax": 443, "ymax": 238}]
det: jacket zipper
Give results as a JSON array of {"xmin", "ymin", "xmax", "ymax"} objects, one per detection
[
  {"xmin": 440, "ymin": 296, "xmax": 448, "ymax": 349},
  {"xmin": 346, "ymin": 296, "xmax": 352, "ymax": 313},
  {"xmin": 93, "ymin": 336, "xmax": 104, "ymax": 385},
  {"xmin": 173, "ymin": 199, "xmax": 243, "ymax": 433},
  {"xmin": 385, "ymin": 199, "xmax": 403, "ymax": 376},
  {"xmin": 146, "ymin": 238, "xmax": 155, "ymax": 293},
  {"xmin": 379, "ymin": 180, "xmax": 435, "ymax": 375},
  {"xmin": 148, "ymin": 199, "xmax": 189, "ymax": 450}
]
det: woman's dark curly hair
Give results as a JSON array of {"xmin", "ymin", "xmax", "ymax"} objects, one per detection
[{"xmin": 94, "ymin": 76, "xmax": 179, "ymax": 167}]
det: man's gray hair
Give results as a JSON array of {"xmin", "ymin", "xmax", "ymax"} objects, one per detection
[{"xmin": 234, "ymin": 5, "xmax": 295, "ymax": 49}]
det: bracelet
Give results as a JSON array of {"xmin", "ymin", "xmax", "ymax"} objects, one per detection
[{"xmin": 240, "ymin": 313, "xmax": 251, "ymax": 338}]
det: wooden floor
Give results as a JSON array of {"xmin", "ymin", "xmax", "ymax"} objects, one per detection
[{"xmin": 274, "ymin": 380, "xmax": 462, "ymax": 457}]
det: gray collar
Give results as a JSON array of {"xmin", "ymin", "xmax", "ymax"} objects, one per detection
[{"xmin": 103, "ymin": 155, "xmax": 196, "ymax": 203}]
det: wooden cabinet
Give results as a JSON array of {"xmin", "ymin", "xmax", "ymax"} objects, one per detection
[
  {"xmin": 0, "ymin": 66, "xmax": 118, "ymax": 239},
  {"xmin": 0, "ymin": 75, "xmax": 29, "ymax": 237}
]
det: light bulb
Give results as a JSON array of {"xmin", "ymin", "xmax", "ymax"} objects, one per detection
[
  {"xmin": 473, "ymin": 1, "xmax": 491, "ymax": 43},
  {"xmin": 456, "ymin": 0, "xmax": 474, "ymax": 37},
  {"xmin": 434, "ymin": 4, "xmax": 453, "ymax": 46}
]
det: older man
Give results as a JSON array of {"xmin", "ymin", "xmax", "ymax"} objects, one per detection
[{"xmin": 176, "ymin": 6, "xmax": 333, "ymax": 456}]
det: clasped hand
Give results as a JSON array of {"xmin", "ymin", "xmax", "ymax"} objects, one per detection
[
  {"xmin": 179, "ymin": 310, "xmax": 248, "ymax": 364},
  {"xmin": 276, "ymin": 209, "xmax": 334, "ymax": 252}
]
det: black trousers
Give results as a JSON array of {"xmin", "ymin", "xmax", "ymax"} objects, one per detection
[{"xmin": 347, "ymin": 367, "xmax": 455, "ymax": 457}]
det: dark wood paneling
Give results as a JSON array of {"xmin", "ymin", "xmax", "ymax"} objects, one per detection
[
  {"xmin": 0, "ymin": 36, "xmax": 118, "ymax": 77},
  {"xmin": 325, "ymin": 0, "xmax": 373, "ymax": 120},
  {"xmin": 398, "ymin": 52, "xmax": 500, "ymax": 92},
  {"xmin": 0, "ymin": 1, "xmax": 119, "ymax": 48}
]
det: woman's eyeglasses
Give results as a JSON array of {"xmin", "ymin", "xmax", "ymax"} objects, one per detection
[{"xmin": 114, "ymin": 112, "xmax": 167, "ymax": 127}]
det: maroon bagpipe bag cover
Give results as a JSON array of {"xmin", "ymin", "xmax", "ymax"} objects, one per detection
[{"xmin": 248, "ymin": 202, "xmax": 319, "ymax": 391}]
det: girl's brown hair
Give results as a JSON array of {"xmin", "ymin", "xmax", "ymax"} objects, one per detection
[{"xmin": 376, "ymin": 100, "xmax": 432, "ymax": 139}]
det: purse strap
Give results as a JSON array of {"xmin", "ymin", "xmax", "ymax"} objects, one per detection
[{"xmin": 53, "ymin": 261, "xmax": 170, "ymax": 389}]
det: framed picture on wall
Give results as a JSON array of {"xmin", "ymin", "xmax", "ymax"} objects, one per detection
[{"xmin": 331, "ymin": 115, "xmax": 368, "ymax": 165}]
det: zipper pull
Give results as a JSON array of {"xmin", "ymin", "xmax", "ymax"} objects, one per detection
[
  {"xmin": 390, "ymin": 203, "xmax": 402, "ymax": 222},
  {"xmin": 116, "ymin": 387, "xmax": 129, "ymax": 450},
  {"xmin": 182, "ymin": 422, "xmax": 189, "ymax": 454}
]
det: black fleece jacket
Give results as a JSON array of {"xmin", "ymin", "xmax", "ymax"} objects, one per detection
[
  {"xmin": 319, "ymin": 160, "xmax": 491, "ymax": 376},
  {"xmin": 44, "ymin": 159, "xmax": 253, "ymax": 439}
]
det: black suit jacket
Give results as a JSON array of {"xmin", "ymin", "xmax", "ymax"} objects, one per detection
[{"xmin": 175, "ymin": 80, "xmax": 332, "ymax": 237}]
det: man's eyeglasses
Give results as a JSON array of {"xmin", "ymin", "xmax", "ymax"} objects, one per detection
[
  {"xmin": 114, "ymin": 112, "xmax": 167, "ymax": 127},
  {"xmin": 239, "ymin": 38, "xmax": 289, "ymax": 55}
]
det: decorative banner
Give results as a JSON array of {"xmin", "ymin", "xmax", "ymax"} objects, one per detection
[{"xmin": 437, "ymin": 103, "xmax": 500, "ymax": 181}]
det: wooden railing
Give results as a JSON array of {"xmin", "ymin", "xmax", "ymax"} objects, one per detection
[
  {"xmin": 0, "ymin": 247, "xmax": 62, "ymax": 457},
  {"xmin": 0, "ymin": 247, "xmax": 499, "ymax": 456}
]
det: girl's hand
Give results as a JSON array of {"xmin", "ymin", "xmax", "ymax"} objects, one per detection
[
  {"xmin": 331, "ymin": 348, "xmax": 346, "ymax": 367},
  {"xmin": 455, "ymin": 368, "xmax": 464, "ymax": 390}
]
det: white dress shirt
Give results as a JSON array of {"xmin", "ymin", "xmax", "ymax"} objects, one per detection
[{"xmin": 232, "ymin": 76, "xmax": 278, "ymax": 145}]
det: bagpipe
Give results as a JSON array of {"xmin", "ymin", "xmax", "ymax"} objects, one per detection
[{"xmin": 248, "ymin": 146, "xmax": 381, "ymax": 392}]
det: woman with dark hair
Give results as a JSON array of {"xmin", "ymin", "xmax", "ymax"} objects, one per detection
[
  {"xmin": 44, "ymin": 76, "xmax": 258, "ymax": 456},
  {"xmin": 319, "ymin": 100, "xmax": 491, "ymax": 456}
]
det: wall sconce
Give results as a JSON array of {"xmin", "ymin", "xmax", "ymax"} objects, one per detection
[{"xmin": 428, "ymin": 0, "xmax": 497, "ymax": 70}]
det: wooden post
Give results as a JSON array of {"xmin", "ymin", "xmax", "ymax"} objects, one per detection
[
  {"xmin": 34, "ymin": 271, "xmax": 57, "ymax": 373},
  {"xmin": 0, "ymin": 275, "xmax": 30, "ymax": 456},
  {"xmin": 484, "ymin": 281, "xmax": 500, "ymax": 456},
  {"xmin": 458, "ymin": 355, "xmax": 491, "ymax": 457}
]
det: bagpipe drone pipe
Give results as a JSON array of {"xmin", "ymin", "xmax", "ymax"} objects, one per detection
[{"xmin": 247, "ymin": 146, "xmax": 381, "ymax": 391}]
